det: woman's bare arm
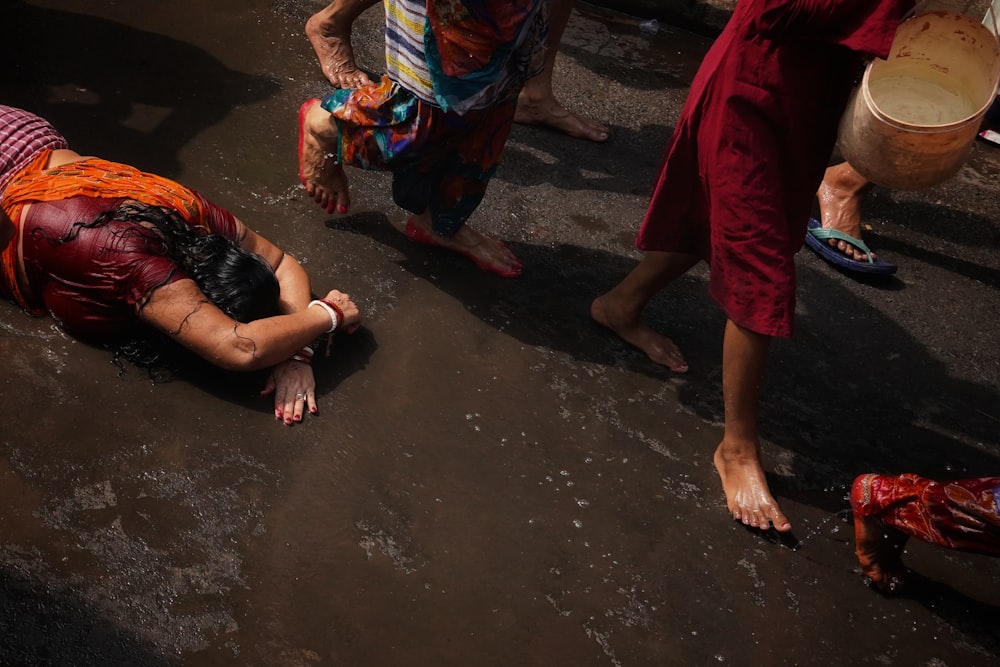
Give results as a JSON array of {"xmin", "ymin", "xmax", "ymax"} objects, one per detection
[
  {"xmin": 138, "ymin": 278, "xmax": 337, "ymax": 371},
  {"xmin": 236, "ymin": 224, "xmax": 313, "ymax": 315}
]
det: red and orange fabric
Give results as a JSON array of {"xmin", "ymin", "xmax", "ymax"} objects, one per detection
[
  {"xmin": 322, "ymin": 76, "xmax": 518, "ymax": 237},
  {"xmin": 852, "ymin": 473, "xmax": 1000, "ymax": 554},
  {"xmin": 1, "ymin": 153, "xmax": 213, "ymax": 313},
  {"xmin": 423, "ymin": 0, "xmax": 544, "ymax": 112}
]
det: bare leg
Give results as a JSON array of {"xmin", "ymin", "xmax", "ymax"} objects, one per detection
[
  {"xmin": 514, "ymin": 0, "xmax": 609, "ymax": 142},
  {"xmin": 297, "ymin": 98, "xmax": 351, "ymax": 214},
  {"xmin": 590, "ymin": 250, "xmax": 696, "ymax": 372},
  {"xmin": 305, "ymin": 0, "xmax": 379, "ymax": 89},
  {"xmin": 405, "ymin": 213, "xmax": 524, "ymax": 278},
  {"xmin": 816, "ymin": 161, "xmax": 877, "ymax": 261},
  {"xmin": 713, "ymin": 320, "xmax": 791, "ymax": 532}
]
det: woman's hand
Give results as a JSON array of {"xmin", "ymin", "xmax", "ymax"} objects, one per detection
[
  {"xmin": 260, "ymin": 358, "xmax": 317, "ymax": 425},
  {"xmin": 320, "ymin": 289, "xmax": 362, "ymax": 333}
]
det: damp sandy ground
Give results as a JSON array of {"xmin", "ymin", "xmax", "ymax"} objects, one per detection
[{"xmin": 2, "ymin": 1, "xmax": 999, "ymax": 665}]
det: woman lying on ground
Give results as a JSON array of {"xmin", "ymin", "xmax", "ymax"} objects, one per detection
[{"xmin": 0, "ymin": 104, "xmax": 361, "ymax": 425}]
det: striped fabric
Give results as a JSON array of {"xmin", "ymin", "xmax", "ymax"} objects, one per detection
[
  {"xmin": 382, "ymin": 0, "xmax": 546, "ymax": 112},
  {"xmin": 0, "ymin": 105, "xmax": 68, "ymax": 194},
  {"xmin": 384, "ymin": 0, "xmax": 435, "ymax": 103}
]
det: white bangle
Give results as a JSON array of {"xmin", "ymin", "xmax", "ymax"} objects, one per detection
[{"xmin": 308, "ymin": 300, "xmax": 339, "ymax": 333}]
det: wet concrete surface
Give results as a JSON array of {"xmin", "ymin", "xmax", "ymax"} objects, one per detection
[{"xmin": 2, "ymin": 0, "xmax": 999, "ymax": 664}]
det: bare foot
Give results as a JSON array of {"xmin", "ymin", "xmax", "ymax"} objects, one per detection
[
  {"xmin": 816, "ymin": 164, "xmax": 876, "ymax": 262},
  {"xmin": 297, "ymin": 98, "xmax": 351, "ymax": 214},
  {"xmin": 515, "ymin": 91, "xmax": 609, "ymax": 142},
  {"xmin": 305, "ymin": 11, "xmax": 372, "ymax": 89},
  {"xmin": 713, "ymin": 438, "xmax": 791, "ymax": 532},
  {"xmin": 852, "ymin": 513, "xmax": 909, "ymax": 594},
  {"xmin": 590, "ymin": 293, "xmax": 688, "ymax": 372},
  {"xmin": 405, "ymin": 216, "xmax": 523, "ymax": 278},
  {"xmin": 850, "ymin": 474, "xmax": 909, "ymax": 594}
]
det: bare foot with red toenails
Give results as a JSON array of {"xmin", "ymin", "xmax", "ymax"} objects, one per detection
[
  {"xmin": 405, "ymin": 214, "xmax": 523, "ymax": 278},
  {"xmin": 297, "ymin": 98, "xmax": 351, "ymax": 215}
]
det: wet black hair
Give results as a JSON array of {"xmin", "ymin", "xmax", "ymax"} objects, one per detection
[
  {"xmin": 52, "ymin": 200, "xmax": 281, "ymax": 377},
  {"xmin": 56, "ymin": 200, "xmax": 281, "ymax": 322}
]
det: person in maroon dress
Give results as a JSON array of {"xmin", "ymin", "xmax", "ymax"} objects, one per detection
[{"xmin": 591, "ymin": 0, "xmax": 913, "ymax": 533}]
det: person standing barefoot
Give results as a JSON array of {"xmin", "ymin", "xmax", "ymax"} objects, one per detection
[
  {"xmin": 591, "ymin": 0, "xmax": 913, "ymax": 533},
  {"xmin": 513, "ymin": 0, "xmax": 609, "ymax": 142},
  {"xmin": 298, "ymin": 0, "xmax": 545, "ymax": 278}
]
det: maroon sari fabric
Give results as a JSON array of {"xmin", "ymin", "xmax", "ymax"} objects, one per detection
[{"xmin": 636, "ymin": 0, "xmax": 912, "ymax": 337}]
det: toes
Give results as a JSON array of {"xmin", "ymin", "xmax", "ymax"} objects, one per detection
[
  {"xmin": 771, "ymin": 513, "xmax": 792, "ymax": 532},
  {"xmin": 336, "ymin": 191, "xmax": 350, "ymax": 214}
]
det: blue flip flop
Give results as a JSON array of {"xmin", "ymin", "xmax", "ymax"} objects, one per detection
[{"xmin": 804, "ymin": 217, "xmax": 897, "ymax": 275}]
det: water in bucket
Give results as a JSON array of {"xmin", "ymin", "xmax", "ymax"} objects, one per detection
[
  {"xmin": 869, "ymin": 72, "xmax": 978, "ymax": 126},
  {"xmin": 837, "ymin": 9, "xmax": 1000, "ymax": 189}
]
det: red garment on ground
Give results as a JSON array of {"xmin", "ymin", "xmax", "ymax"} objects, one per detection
[
  {"xmin": 18, "ymin": 194, "xmax": 238, "ymax": 340},
  {"xmin": 636, "ymin": 0, "xmax": 911, "ymax": 337},
  {"xmin": 2, "ymin": 157, "xmax": 239, "ymax": 340},
  {"xmin": 853, "ymin": 474, "xmax": 1000, "ymax": 555}
]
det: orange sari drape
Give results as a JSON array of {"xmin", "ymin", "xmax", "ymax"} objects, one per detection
[{"xmin": 1, "ymin": 151, "xmax": 208, "ymax": 312}]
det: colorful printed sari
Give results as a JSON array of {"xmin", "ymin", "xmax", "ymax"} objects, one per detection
[
  {"xmin": 423, "ymin": 0, "xmax": 546, "ymax": 113},
  {"xmin": 322, "ymin": 0, "xmax": 543, "ymax": 236},
  {"xmin": 323, "ymin": 76, "xmax": 517, "ymax": 236},
  {"xmin": 852, "ymin": 473, "xmax": 1000, "ymax": 554}
]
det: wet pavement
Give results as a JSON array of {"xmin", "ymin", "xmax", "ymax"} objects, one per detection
[{"xmin": 2, "ymin": 0, "xmax": 999, "ymax": 665}]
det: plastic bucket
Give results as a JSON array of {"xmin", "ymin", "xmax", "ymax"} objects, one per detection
[{"xmin": 837, "ymin": 11, "xmax": 1000, "ymax": 190}]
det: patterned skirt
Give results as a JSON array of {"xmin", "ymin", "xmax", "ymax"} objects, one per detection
[{"xmin": 852, "ymin": 473, "xmax": 1000, "ymax": 554}]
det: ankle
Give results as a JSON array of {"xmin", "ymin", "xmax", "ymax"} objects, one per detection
[{"xmin": 715, "ymin": 436, "xmax": 760, "ymax": 463}]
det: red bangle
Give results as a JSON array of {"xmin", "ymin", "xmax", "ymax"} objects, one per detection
[{"xmin": 319, "ymin": 299, "xmax": 344, "ymax": 332}]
